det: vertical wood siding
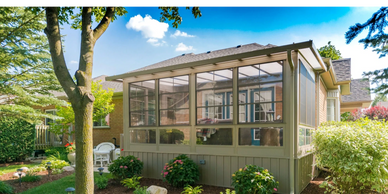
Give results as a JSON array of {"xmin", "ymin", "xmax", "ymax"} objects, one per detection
[
  {"xmin": 125, "ymin": 151, "xmax": 290, "ymax": 193},
  {"xmin": 296, "ymin": 154, "xmax": 316, "ymax": 194}
]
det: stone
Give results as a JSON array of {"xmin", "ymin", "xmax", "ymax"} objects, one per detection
[
  {"xmin": 147, "ymin": 185, "xmax": 167, "ymax": 194},
  {"xmin": 12, "ymin": 172, "xmax": 26, "ymax": 178},
  {"xmin": 20, "ymin": 167, "xmax": 29, "ymax": 172},
  {"xmin": 62, "ymin": 166, "xmax": 75, "ymax": 172}
]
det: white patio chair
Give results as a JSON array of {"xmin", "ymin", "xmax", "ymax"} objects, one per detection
[{"xmin": 93, "ymin": 142, "xmax": 115, "ymax": 167}]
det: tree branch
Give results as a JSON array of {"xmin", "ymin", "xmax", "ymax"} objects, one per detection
[
  {"xmin": 45, "ymin": 7, "xmax": 76, "ymax": 101},
  {"xmin": 93, "ymin": 7, "xmax": 115, "ymax": 42}
]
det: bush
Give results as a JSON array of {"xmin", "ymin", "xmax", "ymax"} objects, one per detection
[
  {"xmin": 21, "ymin": 172, "xmax": 41, "ymax": 182},
  {"xmin": 44, "ymin": 147, "xmax": 69, "ymax": 162},
  {"xmin": 95, "ymin": 175, "xmax": 109, "ymax": 189},
  {"xmin": 181, "ymin": 185, "xmax": 203, "ymax": 194},
  {"xmin": 231, "ymin": 165, "xmax": 279, "ymax": 194},
  {"xmin": 161, "ymin": 154, "xmax": 199, "ymax": 188},
  {"xmin": 313, "ymin": 118, "xmax": 388, "ymax": 193},
  {"xmin": 0, "ymin": 181, "xmax": 13, "ymax": 194},
  {"xmin": 41, "ymin": 157, "xmax": 70, "ymax": 170},
  {"xmin": 121, "ymin": 175, "xmax": 141, "ymax": 189},
  {"xmin": 51, "ymin": 169, "xmax": 63, "ymax": 175},
  {"xmin": 133, "ymin": 186, "xmax": 150, "ymax": 194},
  {"xmin": 220, "ymin": 189, "xmax": 236, "ymax": 194},
  {"xmin": 28, "ymin": 166, "xmax": 46, "ymax": 173},
  {"xmin": 0, "ymin": 117, "xmax": 35, "ymax": 163},
  {"xmin": 108, "ymin": 155, "xmax": 143, "ymax": 179}
]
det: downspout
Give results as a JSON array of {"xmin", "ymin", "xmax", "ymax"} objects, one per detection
[{"xmin": 287, "ymin": 49, "xmax": 295, "ymax": 194}]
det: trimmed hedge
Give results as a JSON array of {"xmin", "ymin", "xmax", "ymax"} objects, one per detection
[
  {"xmin": 313, "ymin": 118, "xmax": 388, "ymax": 193},
  {"xmin": 0, "ymin": 117, "xmax": 35, "ymax": 163}
]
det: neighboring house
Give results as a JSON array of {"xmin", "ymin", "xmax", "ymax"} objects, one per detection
[
  {"xmin": 377, "ymin": 101, "xmax": 388, "ymax": 107},
  {"xmin": 35, "ymin": 75, "xmax": 124, "ymax": 147},
  {"xmin": 340, "ymin": 78, "xmax": 372, "ymax": 113},
  {"xmin": 105, "ymin": 40, "xmax": 365, "ymax": 194}
]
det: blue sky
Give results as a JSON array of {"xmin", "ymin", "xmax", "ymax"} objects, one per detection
[{"xmin": 60, "ymin": 7, "xmax": 387, "ymax": 82}]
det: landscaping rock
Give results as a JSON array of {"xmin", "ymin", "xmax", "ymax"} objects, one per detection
[
  {"xmin": 62, "ymin": 166, "xmax": 75, "ymax": 172},
  {"xmin": 20, "ymin": 167, "xmax": 29, "ymax": 172},
  {"xmin": 147, "ymin": 185, "xmax": 167, "ymax": 194},
  {"xmin": 12, "ymin": 172, "xmax": 26, "ymax": 178}
]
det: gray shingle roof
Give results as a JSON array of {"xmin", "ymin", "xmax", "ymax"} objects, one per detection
[
  {"xmin": 332, "ymin": 58, "xmax": 351, "ymax": 82},
  {"xmin": 129, "ymin": 43, "xmax": 277, "ymax": 73},
  {"xmin": 342, "ymin": 78, "xmax": 371, "ymax": 102}
]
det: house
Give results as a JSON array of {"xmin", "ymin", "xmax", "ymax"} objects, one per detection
[
  {"xmin": 35, "ymin": 75, "xmax": 124, "ymax": 148},
  {"xmin": 104, "ymin": 40, "xmax": 368, "ymax": 193},
  {"xmin": 340, "ymin": 78, "xmax": 372, "ymax": 113}
]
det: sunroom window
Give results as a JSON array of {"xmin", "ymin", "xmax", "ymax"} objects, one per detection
[
  {"xmin": 238, "ymin": 61, "xmax": 283, "ymax": 123},
  {"xmin": 239, "ymin": 127, "xmax": 283, "ymax": 146},
  {"xmin": 159, "ymin": 76, "xmax": 189, "ymax": 125},
  {"xmin": 196, "ymin": 69, "xmax": 233, "ymax": 124},
  {"xmin": 129, "ymin": 80, "xmax": 156, "ymax": 126},
  {"xmin": 299, "ymin": 61, "xmax": 316, "ymax": 127}
]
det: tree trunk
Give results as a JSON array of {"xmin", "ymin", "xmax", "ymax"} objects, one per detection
[{"xmin": 45, "ymin": 7, "xmax": 115, "ymax": 194}]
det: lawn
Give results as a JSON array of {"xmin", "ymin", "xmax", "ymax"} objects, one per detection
[
  {"xmin": 0, "ymin": 163, "xmax": 40, "ymax": 175},
  {"xmin": 19, "ymin": 172, "xmax": 107, "ymax": 194}
]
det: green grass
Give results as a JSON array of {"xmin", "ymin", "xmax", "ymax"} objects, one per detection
[
  {"xmin": 20, "ymin": 172, "xmax": 110, "ymax": 194},
  {"xmin": 0, "ymin": 163, "xmax": 40, "ymax": 175}
]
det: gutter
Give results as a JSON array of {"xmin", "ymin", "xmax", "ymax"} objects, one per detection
[
  {"xmin": 107, "ymin": 40, "xmax": 326, "ymax": 81},
  {"xmin": 287, "ymin": 49, "xmax": 295, "ymax": 194}
]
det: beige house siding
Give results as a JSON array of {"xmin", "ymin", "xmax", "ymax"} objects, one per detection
[
  {"xmin": 123, "ymin": 151, "xmax": 290, "ymax": 193},
  {"xmin": 318, "ymin": 80, "xmax": 327, "ymax": 125},
  {"xmin": 295, "ymin": 154, "xmax": 317, "ymax": 194}
]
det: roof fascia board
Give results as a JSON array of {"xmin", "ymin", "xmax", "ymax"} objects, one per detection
[{"xmin": 107, "ymin": 41, "xmax": 318, "ymax": 81}]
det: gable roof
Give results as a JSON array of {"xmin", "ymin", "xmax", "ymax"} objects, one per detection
[
  {"xmin": 342, "ymin": 78, "xmax": 371, "ymax": 103},
  {"xmin": 332, "ymin": 58, "xmax": 351, "ymax": 82},
  {"xmin": 129, "ymin": 43, "xmax": 277, "ymax": 74}
]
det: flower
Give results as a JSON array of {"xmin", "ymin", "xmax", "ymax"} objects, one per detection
[
  {"xmin": 70, "ymin": 142, "xmax": 73, "ymax": 145},
  {"xmin": 274, "ymin": 188, "xmax": 277, "ymax": 191},
  {"xmin": 65, "ymin": 143, "xmax": 69, "ymax": 147},
  {"xmin": 130, "ymin": 159, "xmax": 133, "ymax": 162},
  {"xmin": 121, "ymin": 148, "xmax": 124, "ymax": 151},
  {"xmin": 244, "ymin": 167, "xmax": 247, "ymax": 170},
  {"xmin": 236, "ymin": 180, "xmax": 239, "ymax": 182},
  {"xmin": 124, "ymin": 166, "xmax": 128, "ymax": 169},
  {"xmin": 137, "ymin": 158, "xmax": 140, "ymax": 160},
  {"xmin": 251, "ymin": 179, "xmax": 254, "ymax": 183},
  {"xmin": 232, "ymin": 174, "xmax": 235, "ymax": 177},
  {"xmin": 120, "ymin": 166, "xmax": 123, "ymax": 168},
  {"xmin": 239, "ymin": 168, "xmax": 242, "ymax": 171},
  {"xmin": 256, "ymin": 172, "xmax": 261, "ymax": 175}
]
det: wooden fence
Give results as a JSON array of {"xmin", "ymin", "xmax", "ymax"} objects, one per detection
[{"xmin": 34, "ymin": 125, "xmax": 64, "ymax": 150}]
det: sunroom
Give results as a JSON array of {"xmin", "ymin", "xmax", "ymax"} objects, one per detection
[{"xmin": 107, "ymin": 40, "xmax": 327, "ymax": 194}]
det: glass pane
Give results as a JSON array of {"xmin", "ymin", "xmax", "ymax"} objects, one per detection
[
  {"xmin": 160, "ymin": 128, "xmax": 190, "ymax": 145},
  {"xmin": 299, "ymin": 128, "xmax": 305, "ymax": 146},
  {"xmin": 130, "ymin": 111, "xmax": 156, "ymax": 126},
  {"xmin": 196, "ymin": 128, "xmax": 232, "ymax": 145},
  {"xmin": 306, "ymin": 129, "xmax": 311, "ymax": 145},
  {"xmin": 129, "ymin": 80, "xmax": 155, "ymax": 97},
  {"xmin": 197, "ymin": 69, "xmax": 233, "ymax": 90},
  {"xmin": 251, "ymin": 102, "xmax": 282, "ymax": 123},
  {"xmin": 160, "ymin": 109, "xmax": 189, "ymax": 125},
  {"xmin": 238, "ymin": 61, "xmax": 283, "ymax": 87},
  {"xmin": 239, "ymin": 127, "xmax": 283, "ymax": 146},
  {"xmin": 159, "ymin": 76, "xmax": 189, "ymax": 93},
  {"xmin": 160, "ymin": 93, "xmax": 189, "ymax": 109},
  {"xmin": 197, "ymin": 90, "xmax": 229, "ymax": 107},
  {"xmin": 130, "ymin": 96, "xmax": 155, "ymax": 111},
  {"xmin": 129, "ymin": 129, "xmax": 156, "ymax": 143},
  {"xmin": 197, "ymin": 106, "xmax": 232, "ymax": 124}
]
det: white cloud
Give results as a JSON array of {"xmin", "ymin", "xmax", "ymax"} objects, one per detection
[
  {"xmin": 126, "ymin": 14, "xmax": 169, "ymax": 39},
  {"xmin": 70, "ymin": 60, "xmax": 78, "ymax": 64},
  {"xmin": 175, "ymin": 43, "xmax": 194, "ymax": 51},
  {"xmin": 171, "ymin": 30, "xmax": 195, "ymax": 38},
  {"xmin": 147, "ymin": 38, "xmax": 167, "ymax": 47}
]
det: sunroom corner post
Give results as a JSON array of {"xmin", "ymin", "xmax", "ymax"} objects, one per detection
[
  {"xmin": 189, "ymin": 73, "xmax": 196, "ymax": 153},
  {"xmin": 123, "ymin": 79, "xmax": 130, "ymax": 151}
]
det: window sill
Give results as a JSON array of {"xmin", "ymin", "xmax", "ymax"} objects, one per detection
[{"xmin": 93, "ymin": 126, "xmax": 110, "ymax": 129}]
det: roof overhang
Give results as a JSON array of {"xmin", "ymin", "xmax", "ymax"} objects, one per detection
[
  {"xmin": 340, "ymin": 100, "xmax": 372, "ymax": 113},
  {"xmin": 107, "ymin": 40, "xmax": 327, "ymax": 81},
  {"xmin": 320, "ymin": 58, "xmax": 351, "ymax": 95}
]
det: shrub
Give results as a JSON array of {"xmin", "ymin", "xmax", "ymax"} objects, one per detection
[
  {"xmin": 121, "ymin": 175, "xmax": 141, "ymax": 189},
  {"xmin": 44, "ymin": 147, "xmax": 69, "ymax": 162},
  {"xmin": 108, "ymin": 155, "xmax": 143, "ymax": 179},
  {"xmin": 231, "ymin": 165, "xmax": 279, "ymax": 194},
  {"xmin": 21, "ymin": 172, "xmax": 41, "ymax": 182},
  {"xmin": 0, "ymin": 117, "xmax": 35, "ymax": 163},
  {"xmin": 41, "ymin": 157, "xmax": 70, "ymax": 170},
  {"xmin": 28, "ymin": 166, "xmax": 46, "ymax": 173},
  {"xmin": 133, "ymin": 186, "xmax": 150, "ymax": 194},
  {"xmin": 161, "ymin": 154, "xmax": 199, "ymax": 188},
  {"xmin": 351, "ymin": 106, "xmax": 388, "ymax": 121},
  {"xmin": 95, "ymin": 175, "xmax": 109, "ymax": 189},
  {"xmin": 313, "ymin": 118, "xmax": 388, "ymax": 193},
  {"xmin": 51, "ymin": 169, "xmax": 63, "ymax": 175},
  {"xmin": 181, "ymin": 185, "xmax": 203, "ymax": 194},
  {"xmin": 220, "ymin": 189, "xmax": 236, "ymax": 194},
  {"xmin": 0, "ymin": 181, "xmax": 13, "ymax": 194}
]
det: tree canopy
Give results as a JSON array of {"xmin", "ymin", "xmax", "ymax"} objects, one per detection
[
  {"xmin": 0, "ymin": 7, "xmax": 64, "ymax": 124},
  {"xmin": 346, "ymin": 7, "xmax": 388, "ymax": 95},
  {"xmin": 318, "ymin": 41, "xmax": 342, "ymax": 60}
]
